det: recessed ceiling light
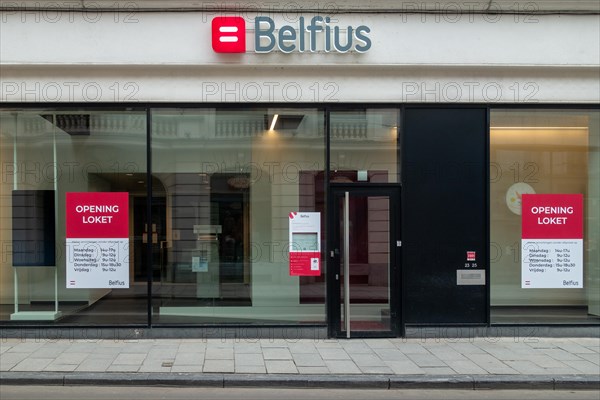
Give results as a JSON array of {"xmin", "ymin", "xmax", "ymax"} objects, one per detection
[{"xmin": 269, "ymin": 114, "xmax": 279, "ymax": 131}]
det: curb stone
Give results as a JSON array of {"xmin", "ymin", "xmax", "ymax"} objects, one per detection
[
  {"xmin": 1, "ymin": 372, "xmax": 599, "ymax": 390},
  {"xmin": 554, "ymin": 375, "xmax": 600, "ymax": 390},
  {"xmin": 389, "ymin": 375, "xmax": 474, "ymax": 389},
  {"xmin": 224, "ymin": 374, "xmax": 390, "ymax": 389},
  {"xmin": 472, "ymin": 375, "xmax": 554, "ymax": 390},
  {"xmin": 65, "ymin": 372, "xmax": 224, "ymax": 387}
]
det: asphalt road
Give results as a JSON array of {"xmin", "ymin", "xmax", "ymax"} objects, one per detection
[{"xmin": 1, "ymin": 386, "xmax": 599, "ymax": 400}]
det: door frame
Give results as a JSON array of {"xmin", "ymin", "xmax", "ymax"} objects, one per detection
[{"xmin": 327, "ymin": 184, "xmax": 402, "ymax": 338}]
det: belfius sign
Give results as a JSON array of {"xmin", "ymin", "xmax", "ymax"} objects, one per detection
[
  {"xmin": 66, "ymin": 192, "xmax": 129, "ymax": 289},
  {"xmin": 521, "ymin": 194, "xmax": 583, "ymax": 289},
  {"xmin": 212, "ymin": 16, "xmax": 372, "ymax": 53}
]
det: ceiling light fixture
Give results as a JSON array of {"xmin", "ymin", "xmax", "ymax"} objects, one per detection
[{"xmin": 269, "ymin": 114, "xmax": 279, "ymax": 131}]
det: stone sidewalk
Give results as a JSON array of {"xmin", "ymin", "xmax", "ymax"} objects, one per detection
[{"xmin": 1, "ymin": 336, "xmax": 599, "ymax": 389}]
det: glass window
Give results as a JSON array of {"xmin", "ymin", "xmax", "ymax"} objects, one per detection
[
  {"xmin": 151, "ymin": 108, "xmax": 326, "ymax": 324},
  {"xmin": 330, "ymin": 109, "xmax": 399, "ymax": 183},
  {"xmin": 490, "ymin": 109, "xmax": 600, "ymax": 324},
  {"xmin": 0, "ymin": 109, "xmax": 147, "ymax": 324}
]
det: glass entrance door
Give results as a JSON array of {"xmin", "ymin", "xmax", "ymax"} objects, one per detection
[{"xmin": 330, "ymin": 187, "xmax": 400, "ymax": 338}]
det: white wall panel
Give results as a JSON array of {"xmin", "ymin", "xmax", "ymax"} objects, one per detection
[{"xmin": 1, "ymin": 12, "xmax": 598, "ymax": 102}]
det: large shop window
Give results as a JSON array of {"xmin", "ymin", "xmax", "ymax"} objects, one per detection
[
  {"xmin": 0, "ymin": 109, "xmax": 147, "ymax": 323},
  {"xmin": 329, "ymin": 109, "xmax": 399, "ymax": 183},
  {"xmin": 151, "ymin": 108, "xmax": 326, "ymax": 324},
  {"xmin": 490, "ymin": 109, "xmax": 599, "ymax": 324}
]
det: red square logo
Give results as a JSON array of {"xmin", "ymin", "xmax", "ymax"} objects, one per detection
[
  {"xmin": 466, "ymin": 251, "xmax": 476, "ymax": 261},
  {"xmin": 212, "ymin": 17, "xmax": 246, "ymax": 53}
]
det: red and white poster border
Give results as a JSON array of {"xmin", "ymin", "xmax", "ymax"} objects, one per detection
[
  {"xmin": 521, "ymin": 194, "xmax": 583, "ymax": 289},
  {"xmin": 66, "ymin": 192, "xmax": 129, "ymax": 289}
]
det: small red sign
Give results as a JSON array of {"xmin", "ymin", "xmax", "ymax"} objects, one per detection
[
  {"xmin": 466, "ymin": 251, "xmax": 476, "ymax": 261},
  {"xmin": 289, "ymin": 251, "xmax": 321, "ymax": 276},
  {"xmin": 522, "ymin": 194, "xmax": 583, "ymax": 239},
  {"xmin": 66, "ymin": 192, "xmax": 129, "ymax": 238},
  {"xmin": 212, "ymin": 17, "xmax": 246, "ymax": 53}
]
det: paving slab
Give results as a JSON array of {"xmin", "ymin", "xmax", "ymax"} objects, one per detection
[
  {"xmin": 324, "ymin": 360, "xmax": 361, "ymax": 374},
  {"xmin": 263, "ymin": 348, "xmax": 293, "ymax": 360},
  {"xmin": 292, "ymin": 353, "xmax": 326, "ymax": 367},
  {"xmin": 170, "ymin": 365, "xmax": 205, "ymax": 373},
  {"xmin": 174, "ymin": 352, "xmax": 204, "ymax": 366},
  {"xmin": 384, "ymin": 360, "xmax": 425, "ymax": 375},
  {"xmin": 12, "ymin": 358, "xmax": 53, "ymax": 372},
  {"xmin": 106, "ymin": 365, "xmax": 140, "ymax": 372},
  {"xmin": 317, "ymin": 347, "xmax": 351, "ymax": 360},
  {"xmin": 444, "ymin": 359, "xmax": 488, "ymax": 374},
  {"xmin": 265, "ymin": 360, "xmax": 298, "ymax": 374},
  {"xmin": 288, "ymin": 342, "xmax": 318, "ymax": 354},
  {"xmin": 407, "ymin": 353, "xmax": 448, "ymax": 368},
  {"xmin": 235, "ymin": 353, "xmax": 265, "ymax": 366},
  {"xmin": 365, "ymin": 339, "xmax": 396, "ymax": 349},
  {"xmin": 53, "ymin": 352, "xmax": 89, "ymax": 365},
  {"xmin": 205, "ymin": 347, "xmax": 233, "ymax": 360},
  {"xmin": 358, "ymin": 366, "xmax": 394, "ymax": 374},
  {"xmin": 296, "ymin": 366, "xmax": 330, "ymax": 374},
  {"xmin": 579, "ymin": 353, "xmax": 600, "ymax": 364},
  {"xmin": 340, "ymin": 341, "xmax": 374, "ymax": 354},
  {"xmin": 75, "ymin": 358, "xmax": 114, "ymax": 372},
  {"xmin": 350, "ymin": 353, "xmax": 387, "ymax": 367},
  {"xmin": 44, "ymin": 363, "xmax": 79, "ymax": 372},
  {"xmin": 373, "ymin": 348, "xmax": 409, "ymax": 361},
  {"xmin": 203, "ymin": 359, "xmax": 234, "ymax": 373},
  {"xmin": 233, "ymin": 343, "xmax": 262, "ymax": 354},
  {"xmin": 235, "ymin": 365, "xmax": 267, "ymax": 374},
  {"xmin": 563, "ymin": 360, "xmax": 600, "ymax": 374},
  {"xmin": 0, "ymin": 352, "xmax": 29, "ymax": 371},
  {"xmin": 178, "ymin": 343, "xmax": 207, "ymax": 353},
  {"xmin": 394, "ymin": 343, "xmax": 429, "ymax": 354},
  {"xmin": 112, "ymin": 353, "xmax": 146, "ymax": 365}
]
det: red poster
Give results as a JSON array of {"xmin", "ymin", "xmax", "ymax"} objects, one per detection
[
  {"xmin": 521, "ymin": 193, "xmax": 583, "ymax": 289},
  {"xmin": 66, "ymin": 192, "xmax": 129, "ymax": 289},
  {"xmin": 66, "ymin": 192, "xmax": 129, "ymax": 239},
  {"xmin": 522, "ymin": 194, "xmax": 583, "ymax": 239}
]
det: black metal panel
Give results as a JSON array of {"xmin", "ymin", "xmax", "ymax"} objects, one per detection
[
  {"xmin": 402, "ymin": 108, "xmax": 487, "ymax": 324},
  {"xmin": 12, "ymin": 190, "xmax": 56, "ymax": 267}
]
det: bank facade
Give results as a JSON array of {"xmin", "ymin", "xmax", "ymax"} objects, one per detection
[{"xmin": 0, "ymin": 1, "xmax": 598, "ymax": 338}]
